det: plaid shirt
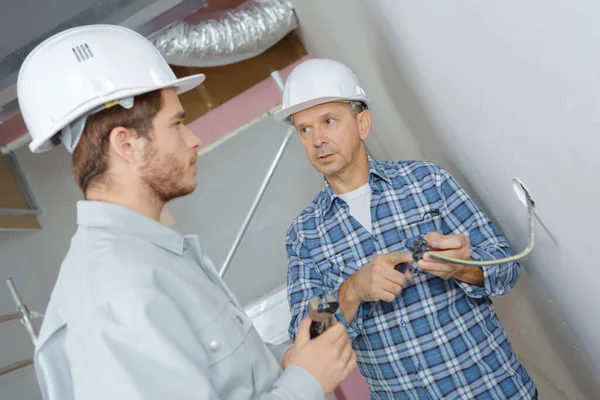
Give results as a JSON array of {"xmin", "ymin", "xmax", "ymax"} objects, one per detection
[{"xmin": 286, "ymin": 158, "xmax": 536, "ymax": 399}]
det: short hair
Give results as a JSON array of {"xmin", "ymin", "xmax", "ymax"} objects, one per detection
[{"xmin": 71, "ymin": 90, "xmax": 163, "ymax": 194}]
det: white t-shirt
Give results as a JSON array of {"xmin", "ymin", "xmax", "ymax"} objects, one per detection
[{"xmin": 339, "ymin": 183, "xmax": 373, "ymax": 234}]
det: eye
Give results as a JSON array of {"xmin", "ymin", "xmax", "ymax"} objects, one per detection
[
  {"xmin": 300, "ymin": 126, "xmax": 311, "ymax": 134},
  {"xmin": 325, "ymin": 118, "xmax": 335, "ymax": 125}
]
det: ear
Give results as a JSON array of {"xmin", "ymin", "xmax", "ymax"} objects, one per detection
[
  {"xmin": 108, "ymin": 126, "xmax": 146, "ymax": 164},
  {"xmin": 357, "ymin": 110, "xmax": 372, "ymax": 141}
]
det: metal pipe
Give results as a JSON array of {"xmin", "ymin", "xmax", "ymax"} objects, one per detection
[
  {"xmin": 0, "ymin": 358, "xmax": 33, "ymax": 377},
  {"xmin": 219, "ymin": 128, "xmax": 294, "ymax": 278},
  {"xmin": 0, "ymin": 208, "xmax": 40, "ymax": 216},
  {"xmin": 219, "ymin": 71, "xmax": 290, "ymax": 278},
  {"xmin": 0, "ymin": 312, "xmax": 23, "ymax": 324},
  {"xmin": 151, "ymin": 0, "xmax": 298, "ymax": 67},
  {"xmin": 6, "ymin": 278, "xmax": 38, "ymax": 347}
]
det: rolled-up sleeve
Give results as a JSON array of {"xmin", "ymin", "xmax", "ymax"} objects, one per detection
[
  {"xmin": 436, "ymin": 166, "xmax": 520, "ymax": 298},
  {"xmin": 286, "ymin": 231, "xmax": 365, "ymax": 341}
]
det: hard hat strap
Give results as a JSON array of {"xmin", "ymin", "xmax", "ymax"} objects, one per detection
[
  {"xmin": 61, "ymin": 97, "xmax": 135, "ymax": 153},
  {"xmin": 339, "ymin": 100, "xmax": 368, "ymax": 111}
]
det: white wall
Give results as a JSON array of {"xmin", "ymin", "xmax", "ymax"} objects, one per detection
[
  {"xmin": 0, "ymin": 112, "xmax": 323, "ymax": 398},
  {"xmin": 168, "ymin": 113, "xmax": 323, "ymax": 305},
  {"xmin": 292, "ymin": 0, "xmax": 600, "ymax": 398}
]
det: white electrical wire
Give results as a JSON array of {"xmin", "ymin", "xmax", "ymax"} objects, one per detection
[{"xmin": 427, "ymin": 186, "xmax": 535, "ymax": 266}]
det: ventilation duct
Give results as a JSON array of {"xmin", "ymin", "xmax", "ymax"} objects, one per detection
[{"xmin": 151, "ymin": 0, "xmax": 298, "ymax": 67}]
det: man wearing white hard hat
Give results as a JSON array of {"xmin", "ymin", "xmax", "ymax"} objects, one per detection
[
  {"xmin": 276, "ymin": 59, "xmax": 537, "ymax": 399},
  {"xmin": 18, "ymin": 26, "xmax": 357, "ymax": 400}
]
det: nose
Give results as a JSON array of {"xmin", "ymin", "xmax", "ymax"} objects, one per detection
[
  {"xmin": 312, "ymin": 127, "xmax": 328, "ymax": 148},
  {"xmin": 184, "ymin": 125, "xmax": 202, "ymax": 150}
]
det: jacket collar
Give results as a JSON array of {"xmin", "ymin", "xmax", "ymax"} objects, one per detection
[{"xmin": 76, "ymin": 200, "xmax": 186, "ymax": 255}]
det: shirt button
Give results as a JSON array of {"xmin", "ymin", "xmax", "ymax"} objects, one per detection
[
  {"xmin": 401, "ymin": 321, "xmax": 406, "ymax": 327},
  {"xmin": 209, "ymin": 341, "xmax": 221, "ymax": 352},
  {"xmin": 183, "ymin": 243, "xmax": 189, "ymax": 252}
]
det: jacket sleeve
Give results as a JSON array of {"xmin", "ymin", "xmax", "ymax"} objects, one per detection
[
  {"xmin": 69, "ymin": 287, "xmax": 324, "ymax": 400},
  {"xmin": 435, "ymin": 165, "xmax": 520, "ymax": 298},
  {"xmin": 287, "ymin": 232, "xmax": 365, "ymax": 341}
]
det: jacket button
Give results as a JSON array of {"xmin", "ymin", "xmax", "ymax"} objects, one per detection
[{"xmin": 209, "ymin": 341, "xmax": 221, "ymax": 352}]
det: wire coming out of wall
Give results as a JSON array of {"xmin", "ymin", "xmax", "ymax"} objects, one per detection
[{"xmin": 426, "ymin": 178, "xmax": 536, "ymax": 266}]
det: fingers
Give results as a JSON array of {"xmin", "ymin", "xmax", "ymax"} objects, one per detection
[
  {"xmin": 379, "ymin": 279, "xmax": 403, "ymax": 295},
  {"xmin": 343, "ymin": 351, "xmax": 358, "ymax": 376},
  {"xmin": 380, "ymin": 267, "xmax": 410, "ymax": 288},
  {"xmin": 418, "ymin": 260, "xmax": 455, "ymax": 274},
  {"xmin": 295, "ymin": 316, "xmax": 314, "ymax": 345},
  {"xmin": 425, "ymin": 233, "xmax": 469, "ymax": 251},
  {"xmin": 321, "ymin": 322, "xmax": 347, "ymax": 344},
  {"xmin": 338, "ymin": 340, "xmax": 353, "ymax": 366},
  {"xmin": 379, "ymin": 251, "xmax": 414, "ymax": 266}
]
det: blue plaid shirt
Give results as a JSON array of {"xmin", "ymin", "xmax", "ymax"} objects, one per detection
[{"xmin": 286, "ymin": 158, "xmax": 536, "ymax": 399}]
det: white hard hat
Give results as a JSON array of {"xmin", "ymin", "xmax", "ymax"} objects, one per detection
[
  {"xmin": 273, "ymin": 58, "xmax": 370, "ymax": 125},
  {"xmin": 17, "ymin": 24, "xmax": 206, "ymax": 153}
]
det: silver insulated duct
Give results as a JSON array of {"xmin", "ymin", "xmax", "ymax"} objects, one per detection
[{"xmin": 151, "ymin": 0, "xmax": 298, "ymax": 67}]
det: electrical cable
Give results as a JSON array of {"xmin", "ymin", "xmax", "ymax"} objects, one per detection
[{"xmin": 425, "ymin": 184, "xmax": 535, "ymax": 266}]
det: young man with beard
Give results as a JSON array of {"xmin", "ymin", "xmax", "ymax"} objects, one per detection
[
  {"xmin": 275, "ymin": 58, "xmax": 537, "ymax": 399},
  {"xmin": 18, "ymin": 26, "xmax": 356, "ymax": 400}
]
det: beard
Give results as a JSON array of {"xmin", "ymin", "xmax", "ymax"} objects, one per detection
[{"xmin": 139, "ymin": 143, "xmax": 197, "ymax": 204}]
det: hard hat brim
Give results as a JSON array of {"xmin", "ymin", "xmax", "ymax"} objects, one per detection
[
  {"xmin": 28, "ymin": 73, "xmax": 206, "ymax": 153},
  {"xmin": 273, "ymin": 95, "xmax": 369, "ymax": 126}
]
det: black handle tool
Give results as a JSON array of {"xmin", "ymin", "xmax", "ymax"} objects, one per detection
[
  {"xmin": 308, "ymin": 293, "xmax": 339, "ymax": 339},
  {"xmin": 395, "ymin": 237, "xmax": 433, "ymax": 272}
]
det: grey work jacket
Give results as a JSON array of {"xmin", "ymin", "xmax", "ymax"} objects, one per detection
[{"xmin": 33, "ymin": 201, "xmax": 324, "ymax": 400}]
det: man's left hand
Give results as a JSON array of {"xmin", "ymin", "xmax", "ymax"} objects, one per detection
[{"xmin": 417, "ymin": 232, "xmax": 471, "ymax": 280}]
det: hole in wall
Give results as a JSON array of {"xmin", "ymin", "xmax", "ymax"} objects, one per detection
[{"xmin": 512, "ymin": 177, "xmax": 534, "ymax": 208}]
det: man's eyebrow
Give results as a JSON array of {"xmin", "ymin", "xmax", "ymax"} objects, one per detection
[{"xmin": 320, "ymin": 112, "xmax": 336, "ymax": 119}]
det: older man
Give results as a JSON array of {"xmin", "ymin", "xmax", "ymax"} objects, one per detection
[{"xmin": 275, "ymin": 58, "xmax": 537, "ymax": 399}]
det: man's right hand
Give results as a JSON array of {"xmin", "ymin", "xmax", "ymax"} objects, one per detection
[
  {"xmin": 338, "ymin": 252, "xmax": 414, "ymax": 323},
  {"xmin": 343, "ymin": 252, "xmax": 414, "ymax": 303},
  {"xmin": 288, "ymin": 317, "xmax": 357, "ymax": 395}
]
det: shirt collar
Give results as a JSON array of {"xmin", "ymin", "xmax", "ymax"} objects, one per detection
[
  {"xmin": 322, "ymin": 156, "xmax": 393, "ymax": 212},
  {"xmin": 76, "ymin": 201, "xmax": 186, "ymax": 255},
  {"xmin": 368, "ymin": 156, "xmax": 392, "ymax": 186}
]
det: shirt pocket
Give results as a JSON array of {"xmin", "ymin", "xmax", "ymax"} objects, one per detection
[
  {"xmin": 400, "ymin": 211, "xmax": 444, "ymax": 240},
  {"xmin": 319, "ymin": 250, "xmax": 360, "ymax": 291},
  {"xmin": 194, "ymin": 302, "xmax": 254, "ymax": 397}
]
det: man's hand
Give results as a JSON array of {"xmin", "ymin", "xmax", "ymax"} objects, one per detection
[
  {"xmin": 418, "ymin": 232, "xmax": 484, "ymax": 286},
  {"xmin": 338, "ymin": 252, "xmax": 414, "ymax": 324},
  {"xmin": 344, "ymin": 252, "xmax": 414, "ymax": 303},
  {"xmin": 288, "ymin": 317, "xmax": 357, "ymax": 395}
]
